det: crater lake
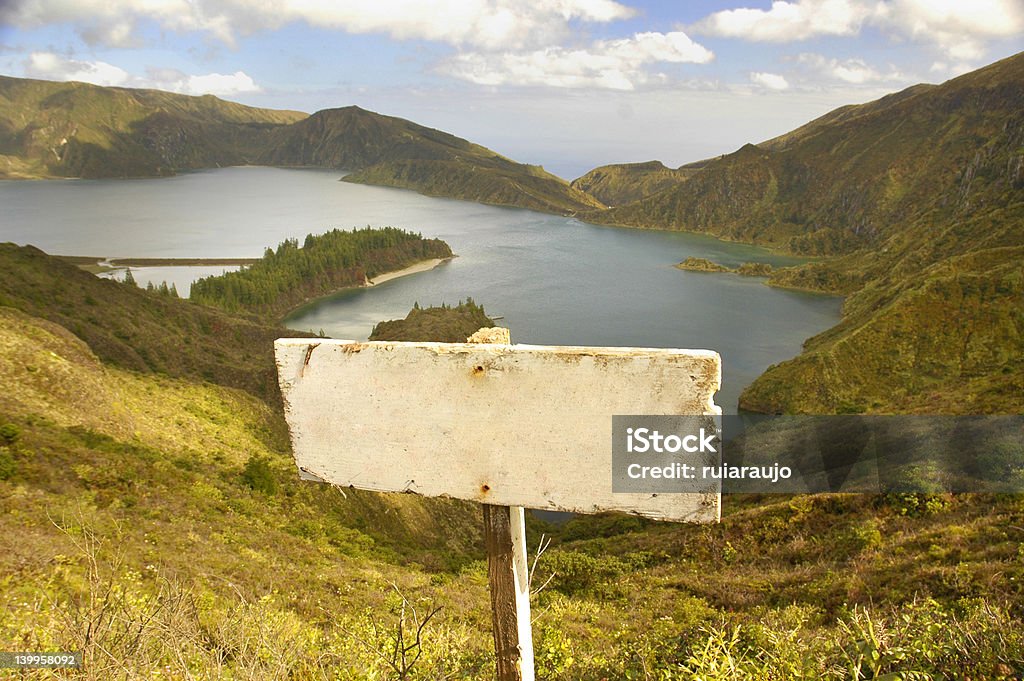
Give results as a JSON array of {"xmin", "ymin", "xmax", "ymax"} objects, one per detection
[{"xmin": 0, "ymin": 166, "xmax": 842, "ymax": 412}]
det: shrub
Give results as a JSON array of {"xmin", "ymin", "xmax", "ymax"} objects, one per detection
[
  {"xmin": 0, "ymin": 422, "xmax": 21, "ymax": 445},
  {"xmin": 240, "ymin": 454, "xmax": 277, "ymax": 495},
  {"xmin": 0, "ymin": 449, "xmax": 15, "ymax": 480}
]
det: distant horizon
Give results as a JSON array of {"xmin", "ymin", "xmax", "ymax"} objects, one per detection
[{"xmin": 2, "ymin": 1, "xmax": 1022, "ymax": 178}]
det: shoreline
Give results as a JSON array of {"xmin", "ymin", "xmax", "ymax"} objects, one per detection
[
  {"xmin": 281, "ymin": 256, "xmax": 454, "ymax": 322},
  {"xmin": 57, "ymin": 255, "xmax": 260, "ymax": 267},
  {"xmin": 367, "ymin": 257, "xmax": 449, "ymax": 286}
]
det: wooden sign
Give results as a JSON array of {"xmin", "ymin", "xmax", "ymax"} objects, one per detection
[
  {"xmin": 275, "ymin": 339, "xmax": 721, "ymax": 523},
  {"xmin": 276, "ymin": 335, "xmax": 721, "ymax": 680}
]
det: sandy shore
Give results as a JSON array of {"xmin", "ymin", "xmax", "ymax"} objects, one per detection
[{"xmin": 368, "ymin": 257, "xmax": 450, "ymax": 286}]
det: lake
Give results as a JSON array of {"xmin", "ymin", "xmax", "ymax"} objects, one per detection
[{"xmin": 0, "ymin": 166, "xmax": 842, "ymax": 413}]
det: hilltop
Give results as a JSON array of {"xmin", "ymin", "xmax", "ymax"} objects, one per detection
[
  {"xmin": 259, "ymin": 106, "xmax": 603, "ymax": 214},
  {"xmin": 570, "ymin": 159, "xmax": 703, "ymax": 206},
  {"xmin": 0, "ymin": 75, "xmax": 305, "ymax": 179}
]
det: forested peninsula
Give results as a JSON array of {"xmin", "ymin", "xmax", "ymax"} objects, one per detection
[{"xmin": 188, "ymin": 227, "xmax": 452, "ymax": 320}]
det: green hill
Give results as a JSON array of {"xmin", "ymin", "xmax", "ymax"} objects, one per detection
[
  {"xmin": 370, "ymin": 299, "xmax": 494, "ymax": 343},
  {"xmin": 581, "ymin": 52, "xmax": 1024, "ymax": 414},
  {"xmin": 587, "ymin": 52, "xmax": 1024, "ymax": 256},
  {"xmin": 570, "ymin": 159, "xmax": 700, "ymax": 206},
  {"xmin": 0, "ymin": 243, "xmax": 308, "ymax": 403},
  {"xmin": 0, "ymin": 75, "xmax": 306, "ymax": 179},
  {"xmin": 260, "ymin": 106, "xmax": 604, "ymax": 214},
  {"xmin": 0, "ymin": 77, "xmax": 602, "ymax": 214}
]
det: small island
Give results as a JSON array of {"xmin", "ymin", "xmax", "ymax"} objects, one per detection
[
  {"xmin": 676, "ymin": 256, "xmax": 773, "ymax": 277},
  {"xmin": 370, "ymin": 299, "xmax": 494, "ymax": 343}
]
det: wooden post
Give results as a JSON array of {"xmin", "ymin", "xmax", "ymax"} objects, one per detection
[
  {"xmin": 483, "ymin": 504, "xmax": 534, "ymax": 680},
  {"xmin": 469, "ymin": 327, "xmax": 534, "ymax": 680}
]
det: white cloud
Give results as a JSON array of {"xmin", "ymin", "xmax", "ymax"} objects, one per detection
[
  {"xmin": 749, "ymin": 71, "xmax": 790, "ymax": 90},
  {"xmin": 874, "ymin": 0, "xmax": 1024, "ymax": 61},
  {"xmin": 164, "ymin": 70, "xmax": 261, "ymax": 96},
  {"xmin": 441, "ymin": 31, "xmax": 713, "ymax": 90},
  {"xmin": 795, "ymin": 52, "xmax": 905, "ymax": 84},
  {"xmin": 22, "ymin": 52, "xmax": 261, "ymax": 96},
  {"xmin": 691, "ymin": 0, "xmax": 1024, "ymax": 60},
  {"xmin": 693, "ymin": 0, "xmax": 873, "ymax": 42},
  {"xmin": 25, "ymin": 51, "xmax": 130, "ymax": 86},
  {"xmin": 0, "ymin": 0, "xmax": 637, "ymax": 49}
]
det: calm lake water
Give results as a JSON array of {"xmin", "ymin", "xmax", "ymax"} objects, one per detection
[{"xmin": 0, "ymin": 166, "xmax": 842, "ymax": 412}]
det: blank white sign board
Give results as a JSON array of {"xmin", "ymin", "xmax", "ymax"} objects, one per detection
[{"xmin": 275, "ymin": 339, "xmax": 721, "ymax": 523}]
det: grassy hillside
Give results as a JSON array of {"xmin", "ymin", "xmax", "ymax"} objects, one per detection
[
  {"xmin": 0, "ymin": 243, "xmax": 319, "ymax": 404},
  {"xmin": 0, "ymin": 250, "xmax": 1021, "ymax": 677},
  {"xmin": 0, "ymin": 306, "xmax": 494, "ymax": 678},
  {"xmin": 588, "ymin": 53, "xmax": 1024, "ymax": 256},
  {"xmin": 0, "ymin": 75, "xmax": 305, "ymax": 179},
  {"xmin": 570, "ymin": 159, "xmax": 699, "ymax": 206},
  {"xmin": 370, "ymin": 299, "xmax": 494, "ymax": 343},
  {"xmin": 345, "ymin": 158, "xmax": 603, "ymax": 214},
  {"xmin": 743, "ymin": 245, "xmax": 1024, "ymax": 414},
  {"xmin": 260, "ymin": 106, "xmax": 604, "ymax": 214}
]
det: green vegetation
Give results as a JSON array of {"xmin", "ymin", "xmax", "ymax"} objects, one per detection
[
  {"xmin": 0, "ymin": 79, "xmax": 601, "ymax": 214},
  {"xmin": 676, "ymin": 257, "xmax": 732, "ymax": 273},
  {"xmin": 0, "ymin": 243, "xmax": 308, "ymax": 404},
  {"xmin": 576, "ymin": 52, "xmax": 1024, "ymax": 414},
  {"xmin": 189, "ymin": 227, "xmax": 452, "ymax": 319},
  {"xmin": 345, "ymin": 158, "xmax": 603, "ymax": 214},
  {"xmin": 570, "ymin": 159, "xmax": 699, "ymax": 206},
  {"xmin": 0, "ymin": 249, "xmax": 1021, "ymax": 677},
  {"xmin": 370, "ymin": 299, "xmax": 494, "ymax": 343},
  {"xmin": 259, "ymin": 106, "xmax": 604, "ymax": 214},
  {"xmin": 0, "ymin": 75, "xmax": 305, "ymax": 179},
  {"xmin": 743, "ymin": 247, "xmax": 1024, "ymax": 414},
  {"xmin": 3, "ymin": 55, "xmax": 1024, "ymax": 678},
  {"xmin": 736, "ymin": 262, "xmax": 773, "ymax": 277},
  {"xmin": 677, "ymin": 257, "xmax": 774, "ymax": 277}
]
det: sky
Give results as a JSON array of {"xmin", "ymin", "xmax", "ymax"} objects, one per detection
[{"xmin": 1, "ymin": 1, "xmax": 1022, "ymax": 179}]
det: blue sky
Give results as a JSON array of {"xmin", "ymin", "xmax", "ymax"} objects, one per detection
[{"xmin": 2, "ymin": 1, "xmax": 1022, "ymax": 178}]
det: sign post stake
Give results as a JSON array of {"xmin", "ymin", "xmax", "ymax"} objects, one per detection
[
  {"xmin": 482, "ymin": 504, "xmax": 533, "ymax": 680},
  {"xmin": 469, "ymin": 327, "xmax": 534, "ymax": 681}
]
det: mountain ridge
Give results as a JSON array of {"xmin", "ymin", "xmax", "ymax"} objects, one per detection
[
  {"xmin": 0, "ymin": 75, "xmax": 306, "ymax": 179},
  {"xmin": 0, "ymin": 77, "xmax": 602, "ymax": 213}
]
